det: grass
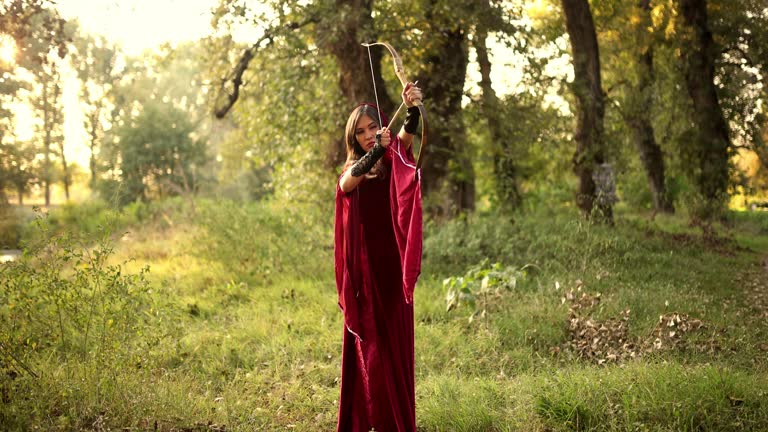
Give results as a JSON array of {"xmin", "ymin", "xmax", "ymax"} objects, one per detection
[{"xmin": 1, "ymin": 198, "xmax": 767, "ymax": 430}]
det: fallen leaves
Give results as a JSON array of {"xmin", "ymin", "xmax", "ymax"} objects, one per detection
[
  {"xmin": 554, "ymin": 282, "xmax": 710, "ymax": 365},
  {"xmin": 650, "ymin": 312, "xmax": 704, "ymax": 350}
]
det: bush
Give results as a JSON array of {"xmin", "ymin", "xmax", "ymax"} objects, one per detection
[
  {"xmin": 19, "ymin": 199, "xmax": 179, "ymax": 247},
  {"xmin": 424, "ymin": 211, "xmax": 520, "ymax": 276},
  {"xmin": 443, "ymin": 260, "xmax": 532, "ymax": 321},
  {"xmin": 32, "ymin": 200, "xmax": 124, "ymax": 239},
  {"xmin": 193, "ymin": 199, "xmax": 333, "ymax": 282},
  {"xmin": 0, "ymin": 205, "xmax": 22, "ymax": 249},
  {"xmin": 1, "ymin": 214, "xmax": 165, "ymax": 386}
]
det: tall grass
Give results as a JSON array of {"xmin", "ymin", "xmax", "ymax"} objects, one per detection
[{"xmin": 1, "ymin": 199, "xmax": 767, "ymax": 430}]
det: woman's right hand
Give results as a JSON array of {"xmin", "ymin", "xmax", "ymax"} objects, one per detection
[{"xmin": 402, "ymin": 82, "xmax": 423, "ymax": 108}]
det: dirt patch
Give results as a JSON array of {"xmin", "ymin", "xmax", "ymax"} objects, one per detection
[
  {"xmin": 731, "ymin": 255, "xmax": 768, "ymax": 325},
  {"xmin": 745, "ymin": 256, "xmax": 768, "ymax": 320},
  {"xmin": 643, "ymin": 228, "xmax": 747, "ymax": 257}
]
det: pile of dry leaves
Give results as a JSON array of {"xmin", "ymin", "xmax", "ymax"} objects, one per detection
[{"xmin": 553, "ymin": 281, "xmax": 710, "ymax": 365}]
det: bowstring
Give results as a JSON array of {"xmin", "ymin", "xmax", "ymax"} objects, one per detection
[{"xmin": 365, "ymin": 43, "xmax": 384, "ymax": 129}]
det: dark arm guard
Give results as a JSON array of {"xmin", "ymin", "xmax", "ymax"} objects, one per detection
[
  {"xmin": 350, "ymin": 141, "xmax": 386, "ymax": 177},
  {"xmin": 403, "ymin": 106, "xmax": 421, "ymax": 135}
]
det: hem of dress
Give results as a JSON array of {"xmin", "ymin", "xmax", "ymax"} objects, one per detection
[{"xmin": 346, "ymin": 325, "xmax": 363, "ymax": 342}]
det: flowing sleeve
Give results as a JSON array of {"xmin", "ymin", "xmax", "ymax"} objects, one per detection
[
  {"xmin": 334, "ymin": 179, "xmax": 364, "ymax": 340},
  {"xmin": 388, "ymin": 138, "xmax": 423, "ymax": 304}
]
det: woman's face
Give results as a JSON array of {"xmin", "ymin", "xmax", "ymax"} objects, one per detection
[{"xmin": 355, "ymin": 114, "xmax": 379, "ymax": 152}]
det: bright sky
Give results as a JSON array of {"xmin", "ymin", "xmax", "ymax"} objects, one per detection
[
  {"xmin": 55, "ymin": 0, "xmax": 218, "ymax": 56},
  {"xmin": 23, "ymin": 0, "xmax": 220, "ymax": 168}
]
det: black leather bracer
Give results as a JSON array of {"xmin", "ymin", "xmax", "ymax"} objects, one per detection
[
  {"xmin": 403, "ymin": 106, "xmax": 421, "ymax": 135},
  {"xmin": 350, "ymin": 142, "xmax": 386, "ymax": 177}
]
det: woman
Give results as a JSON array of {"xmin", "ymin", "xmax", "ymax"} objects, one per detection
[{"xmin": 334, "ymin": 83, "xmax": 423, "ymax": 432}]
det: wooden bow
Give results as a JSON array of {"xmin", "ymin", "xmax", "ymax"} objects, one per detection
[{"xmin": 362, "ymin": 42, "xmax": 428, "ymax": 171}]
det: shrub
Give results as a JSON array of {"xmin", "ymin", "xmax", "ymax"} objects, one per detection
[
  {"xmin": 0, "ymin": 204, "xmax": 22, "ymax": 249},
  {"xmin": 1, "ymin": 214, "xmax": 164, "ymax": 386},
  {"xmin": 193, "ymin": 199, "xmax": 333, "ymax": 282},
  {"xmin": 443, "ymin": 260, "xmax": 532, "ymax": 322},
  {"xmin": 424, "ymin": 211, "xmax": 520, "ymax": 276}
]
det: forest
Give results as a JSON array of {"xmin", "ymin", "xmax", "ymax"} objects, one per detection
[{"xmin": 1, "ymin": 0, "xmax": 768, "ymax": 430}]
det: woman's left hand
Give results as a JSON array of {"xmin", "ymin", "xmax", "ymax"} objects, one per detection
[
  {"xmin": 378, "ymin": 128, "xmax": 392, "ymax": 148},
  {"xmin": 402, "ymin": 82, "xmax": 423, "ymax": 108}
]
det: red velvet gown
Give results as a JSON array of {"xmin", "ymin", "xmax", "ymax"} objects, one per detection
[{"xmin": 334, "ymin": 138, "xmax": 422, "ymax": 432}]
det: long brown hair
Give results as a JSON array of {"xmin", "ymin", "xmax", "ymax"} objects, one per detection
[{"xmin": 343, "ymin": 104, "xmax": 389, "ymax": 179}]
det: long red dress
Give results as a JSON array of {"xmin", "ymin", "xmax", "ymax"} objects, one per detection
[{"xmin": 334, "ymin": 137, "xmax": 423, "ymax": 431}]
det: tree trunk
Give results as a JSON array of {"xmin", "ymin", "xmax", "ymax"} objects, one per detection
[
  {"xmin": 627, "ymin": 0, "xmax": 673, "ymax": 213},
  {"xmin": 43, "ymin": 78, "xmax": 51, "ymax": 207},
  {"xmin": 59, "ymin": 140, "xmax": 70, "ymax": 200},
  {"xmin": 323, "ymin": 0, "xmax": 396, "ymax": 169},
  {"xmin": 328, "ymin": 0, "xmax": 394, "ymax": 113},
  {"xmin": 475, "ymin": 27, "xmax": 522, "ymax": 209},
  {"xmin": 678, "ymin": 0, "xmax": 731, "ymax": 219},
  {"xmin": 89, "ymin": 110, "xmax": 99, "ymax": 188},
  {"xmin": 561, "ymin": 0, "xmax": 612, "ymax": 222},
  {"xmin": 419, "ymin": 1, "xmax": 475, "ymax": 215},
  {"xmin": 54, "ymin": 81, "xmax": 69, "ymax": 201}
]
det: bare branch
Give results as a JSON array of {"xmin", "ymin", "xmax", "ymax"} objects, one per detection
[{"xmin": 213, "ymin": 18, "xmax": 316, "ymax": 119}]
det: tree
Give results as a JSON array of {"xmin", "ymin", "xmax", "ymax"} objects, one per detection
[
  {"xmin": 0, "ymin": 138, "xmax": 37, "ymax": 205},
  {"xmin": 676, "ymin": 0, "xmax": 731, "ymax": 219},
  {"xmin": 707, "ymin": 0, "xmax": 768, "ymax": 204},
  {"xmin": 29, "ymin": 51, "xmax": 67, "ymax": 205},
  {"xmin": 114, "ymin": 100, "xmax": 207, "ymax": 204},
  {"xmin": 71, "ymin": 30, "xmax": 119, "ymax": 189},
  {"xmin": 0, "ymin": 0, "xmax": 68, "ymax": 205},
  {"xmin": 210, "ymin": 0, "xmax": 478, "ymax": 214},
  {"xmin": 560, "ymin": 0, "xmax": 612, "ymax": 221},
  {"xmin": 0, "ymin": 0, "xmax": 68, "ymax": 118},
  {"xmin": 475, "ymin": 28, "xmax": 522, "ymax": 209},
  {"xmin": 472, "ymin": 0, "xmax": 527, "ymax": 210},
  {"xmin": 623, "ymin": 0, "xmax": 674, "ymax": 213},
  {"xmin": 417, "ymin": 0, "xmax": 475, "ymax": 214}
]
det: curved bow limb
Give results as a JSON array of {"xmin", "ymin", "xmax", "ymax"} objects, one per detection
[{"xmin": 361, "ymin": 42, "xmax": 428, "ymax": 172}]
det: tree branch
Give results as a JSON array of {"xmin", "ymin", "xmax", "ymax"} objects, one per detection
[{"xmin": 213, "ymin": 18, "xmax": 316, "ymax": 119}]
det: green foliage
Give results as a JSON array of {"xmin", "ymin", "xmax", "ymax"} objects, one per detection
[
  {"xmin": 618, "ymin": 166, "xmax": 686, "ymax": 211},
  {"xmin": 193, "ymin": 199, "xmax": 332, "ymax": 282},
  {"xmin": 463, "ymin": 91, "xmax": 572, "ymax": 210},
  {"xmin": 0, "ymin": 204, "xmax": 22, "ymax": 248},
  {"xmin": 0, "ymin": 213, "xmax": 161, "ymax": 384},
  {"xmin": 39, "ymin": 200, "xmax": 124, "ymax": 237},
  {"xmin": 3, "ymin": 198, "xmax": 768, "ymax": 430},
  {"xmin": 18, "ymin": 199, "xmax": 162, "ymax": 246},
  {"xmin": 214, "ymin": 165, "xmax": 273, "ymax": 202},
  {"xmin": 443, "ymin": 260, "xmax": 531, "ymax": 321},
  {"xmin": 536, "ymin": 364, "xmax": 768, "ymax": 431},
  {"xmin": 220, "ymin": 51, "xmax": 341, "ymax": 204},
  {"xmin": 424, "ymin": 211, "xmax": 519, "ymax": 275},
  {"xmin": 112, "ymin": 100, "xmax": 208, "ymax": 205},
  {"xmin": 3, "ymin": 0, "xmax": 768, "ymax": 426},
  {"xmin": 0, "ymin": 141, "xmax": 37, "ymax": 203},
  {"xmin": 70, "ymin": 28, "xmax": 121, "ymax": 187}
]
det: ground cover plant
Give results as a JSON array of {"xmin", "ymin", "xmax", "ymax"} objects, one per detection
[{"xmin": 1, "ymin": 199, "xmax": 767, "ymax": 431}]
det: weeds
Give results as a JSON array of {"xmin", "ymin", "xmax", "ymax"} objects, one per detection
[{"xmin": 1, "ymin": 201, "xmax": 767, "ymax": 430}]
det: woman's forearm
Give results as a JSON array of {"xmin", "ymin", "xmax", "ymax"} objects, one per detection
[
  {"xmin": 340, "ymin": 142, "xmax": 387, "ymax": 192},
  {"xmin": 398, "ymin": 106, "xmax": 420, "ymax": 151},
  {"xmin": 340, "ymin": 169, "xmax": 364, "ymax": 193}
]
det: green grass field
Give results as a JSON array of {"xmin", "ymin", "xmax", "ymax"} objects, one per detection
[{"xmin": 2, "ymin": 199, "xmax": 767, "ymax": 431}]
